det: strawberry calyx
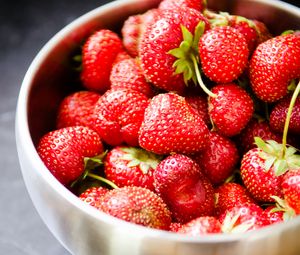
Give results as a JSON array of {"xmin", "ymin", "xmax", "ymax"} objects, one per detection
[
  {"xmin": 168, "ymin": 21, "xmax": 216, "ymax": 97},
  {"xmin": 221, "ymin": 212, "xmax": 254, "ymax": 234},
  {"xmin": 120, "ymin": 147, "xmax": 162, "ymax": 174},
  {"xmin": 270, "ymin": 195, "xmax": 296, "ymax": 221}
]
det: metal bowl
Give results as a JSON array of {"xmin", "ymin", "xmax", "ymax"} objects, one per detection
[{"xmin": 15, "ymin": 0, "xmax": 300, "ymax": 255}]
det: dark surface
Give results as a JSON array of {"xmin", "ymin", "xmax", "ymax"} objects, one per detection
[{"xmin": 0, "ymin": 0, "xmax": 299, "ymax": 254}]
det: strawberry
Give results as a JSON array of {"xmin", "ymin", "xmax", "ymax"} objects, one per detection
[
  {"xmin": 139, "ymin": 7, "xmax": 210, "ymax": 94},
  {"xmin": 208, "ymin": 83, "xmax": 254, "ymax": 137},
  {"xmin": 252, "ymin": 20, "xmax": 273, "ymax": 45},
  {"xmin": 153, "ymin": 154, "xmax": 215, "ymax": 223},
  {"xmin": 98, "ymin": 186, "xmax": 172, "ymax": 230},
  {"xmin": 177, "ymin": 216, "xmax": 222, "ymax": 236},
  {"xmin": 270, "ymin": 95, "xmax": 300, "ymax": 134},
  {"xmin": 198, "ymin": 26, "xmax": 249, "ymax": 83},
  {"xmin": 79, "ymin": 186, "xmax": 109, "ymax": 208},
  {"xmin": 80, "ymin": 29, "xmax": 124, "ymax": 93},
  {"xmin": 169, "ymin": 222, "xmax": 183, "ymax": 232},
  {"xmin": 138, "ymin": 92, "xmax": 209, "ymax": 155},
  {"xmin": 263, "ymin": 206, "xmax": 284, "ymax": 224},
  {"xmin": 282, "ymin": 169, "xmax": 300, "ymax": 214},
  {"xmin": 220, "ymin": 203, "xmax": 270, "ymax": 233},
  {"xmin": 249, "ymin": 33, "xmax": 300, "ymax": 103},
  {"xmin": 110, "ymin": 58, "xmax": 155, "ymax": 97},
  {"xmin": 193, "ymin": 131, "xmax": 239, "ymax": 185},
  {"xmin": 93, "ymin": 88, "xmax": 149, "ymax": 147},
  {"xmin": 185, "ymin": 95, "xmax": 210, "ymax": 126},
  {"xmin": 214, "ymin": 182, "xmax": 256, "ymax": 217},
  {"xmin": 37, "ymin": 126, "xmax": 104, "ymax": 185},
  {"xmin": 158, "ymin": 0, "xmax": 207, "ymax": 12},
  {"xmin": 56, "ymin": 90, "xmax": 100, "ymax": 129},
  {"xmin": 103, "ymin": 146, "xmax": 162, "ymax": 191},
  {"xmin": 121, "ymin": 8, "xmax": 160, "ymax": 57}
]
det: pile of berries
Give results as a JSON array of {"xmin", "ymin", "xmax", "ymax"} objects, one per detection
[{"xmin": 37, "ymin": 0, "xmax": 300, "ymax": 235}]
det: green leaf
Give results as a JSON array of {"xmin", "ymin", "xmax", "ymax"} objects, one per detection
[
  {"xmin": 264, "ymin": 156, "xmax": 276, "ymax": 172},
  {"xmin": 192, "ymin": 21, "xmax": 205, "ymax": 51},
  {"xmin": 181, "ymin": 25, "xmax": 193, "ymax": 45},
  {"xmin": 273, "ymin": 159, "xmax": 288, "ymax": 176},
  {"xmin": 168, "ymin": 48, "xmax": 185, "ymax": 59}
]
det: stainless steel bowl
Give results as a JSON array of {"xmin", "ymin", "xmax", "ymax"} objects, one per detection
[{"xmin": 15, "ymin": 0, "xmax": 300, "ymax": 255}]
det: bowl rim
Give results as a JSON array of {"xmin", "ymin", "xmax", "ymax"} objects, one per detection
[{"xmin": 15, "ymin": 0, "xmax": 300, "ymax": 245}]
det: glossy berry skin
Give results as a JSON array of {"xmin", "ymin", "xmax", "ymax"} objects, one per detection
[
  {"xmin": 270, "ymin": 95, "xmax": 300, "ymax": 134},
  {"xmin": 56, "ymin": 91, "xmax": 100, "ymax": 129},
  {"xmin": 177, "ymin": 216, "xmax": 222, "ymax": 236},
  {"xmin": 214, "ymin": 182, "xmax": 256, "ymax": 217},
  {"xmin": 104, "ymin": 146, "xmax": 161, "ymax": 191},
  {"xmin": 93, "ymin": 88, "xmax": 149, "ymax": 147},
  {"xmin": 249, "ymin": 34, "xmax": 300, "ymax": 103},
  {"xmin": 79, "ymin": 186, "xmax": 109, "ymax": 208},
  {"xmin": 263, "ymin": 206, "xmax": 284, "ymax": 224},
  {"xmin": 282, "ymin": 169, "xmax": 300, "ymax": 214},
  {"xmin": 98, "ymin": 186, "xmax": 172, "ymax": 230},
  {"xmin": 158, "ymin": 0, "xmax": 206, "ymax": 12},
  {"xmin": 37, "ymin": 126, "xmax": 104, "ymax": 185},
  {"xmin": 153, "ymin": 154, "xmax": 215, "ymax": 223},
  {"xmin": 240, "ymin": 148, "xmax": 284, "ymax": 202},
  {"xmin": 209, "ymin": 83, "xmax": 254, "ymax": 137},
  {"xmin": 110, "ymin": 58, "xmax": 154, "ymax": 97},
  {"xmin": 81, "ymin": 29, "xmax": 124, "ymax": 93},
  {"xmin": 139, "ymin": 93, "xmax": 209, "ymax": 155},
  {"xmin": 139, "ymin": 7, "xmax": 210, "ymax": 94},
  {"xmin": 185, "ymin": 95, "xmax": 210, "ymax": 126},
  {"xmin": 193, "ymin": 131, "xmax": 239, "ymax": 185},
  {"xmin": 199, "ymin": 26, "xmax": 249, "ymax": 83}
]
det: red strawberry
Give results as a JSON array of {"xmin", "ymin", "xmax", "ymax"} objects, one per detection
[
  {"xmin": 282, "ymin": 169, "xmax": 300, "ymax": 214},
  {"xmin": 270, "ymin": 95, "xmax": 300, "ymax": 134},
  {"xmin": 220, "ymin": 203, "xmax": 270, "ymax": 233},
  {"xmin": 56, "ymin": 90, "xmax": 100, "ymax": 129},
  {"xmin": 214, "ymin": 182, "xmax": 256, "ymax": 217},
  {"xmin": 153, "ymin": 154, "xmax": 215, "ymax": 223},
  {"xmin": 79, "ymin": 186, "xmax": 109, "ymax": 208},
  {"xmin": 208, "ymin": 83, "xmax": 254, "ymax": 137},
  {"xmin": 80, "ymin": 29, "xmax": 124, "ymax": 93},
  {"xmin": 110, "ymin": 58, "xmax": 154, "ymax": 97},
  {"xmin": 252, "ymin": 20, "xmax": 273, "ymax": 44},
  {"xmin": 37, "ymin": 126, "xmax": 104, "ymax": 185},
  {"xmin": 263, "ymin": 206, "xmax": 284, "ymax": 224},
  {"xmin": 104, "ymin": 146, "xmax": 162, "ymax": 191},
  {"xmin": 193, "ymin": 131, "xmax": 239, "ymax": 185},
  {"xmin": 93, "ymin": 88, "xmax": 149, "ymax": 147},
  {"xmin": 169, "ymin": 222, "xmax": 183, "ymax": 232},
  {"xmin": 158, "ymin": 0, "xmax": 206, "ymax": 12},
  {"xmin": 199, "ymin": 26, "xmax": 249, "ymax": 83},
  {"xmin": 121, "ymin": 8, "xmax": 160, "ymax": 57},
  {"xmin": 139, "ymin": 7, "xmax": 210, "ymax": 94},
  {"xmin": 177, "ymin": 216, "xmax": 222, "ymax": 236},
  {"xmin": 249, "ymin": 33, "xmax": 300, "ymax": 103},
  {"xmin": 98, "ymin": 186, "xmax": 172, "ymax": 230},
  {"xmin": 139, "ymin": 92, "xmax": 209, "ymax": 155},
  {"xmin": 185, "ymin": 95, "xmax": 210, "ymax": 126}
]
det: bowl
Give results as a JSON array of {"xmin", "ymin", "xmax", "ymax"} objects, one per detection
[{"xmin": 15, "ymin": 0, "xmax": 300, "ymax": 255}]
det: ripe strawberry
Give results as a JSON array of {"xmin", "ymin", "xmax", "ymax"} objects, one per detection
[
  {"xmin": 80, "ymin": 29, "xmax": 124, "ymax": 93},
  {"xmin": 185, "ymin": 95, "xmax": 210, "ymax": 126},
  {"xmin": 79, "ymin": 186, "xmax": 109, "ymax": 208},
  {"xmin": 56, "ymin": 90, "xmax": 100, "ymax": 129},
  {"xmin": 121, "ymin": 8, "xmax": 160, "ymax": 57},
  {"xmin": 110, "ymin": 58, "xmax": 154, "ymax": 97},
  {"xmin": 282, "ymin": 169, "xmax": 300, "ymax": 214},
  {"xmin": 252, "ymin": 20, "xmax": 272, "ymax": 44},
  {"xmin": 98, "ymin": 186, "xmax": 172, "ymax": 230},
  {"xmin": 104, "ymin": 146, "xmax": 162, "ymax": 191},
  {"xmin": 220, "ymin": 203, "xmax": 270, "ymax": 233},
  {"xmin": 169, "ymin": 222, "xmax": 183, "ymax": 232},
  {"xmin": 270, "ymin": 95, "xmax": 300, "ymax": 134},
  {"xmin": 153, "ymin": 154, "xmax": 215, "ymax": 223},
  {"xmin": 193, "ymin": 131, "xmax": 239, "ymax": 185},
  {"xmin": 208, "ymin": 83, "xmax": 254, "ymax": 137},
  {"xmin": 158, "ymin": 0, "xmax": 207, "ymax": 12},
  {"xmin": 214, "ymin": 182, "xmax": 256, "ymax": 217},
  {"xmin": 37, "ymin": 126, "xmax": 104, "ymax": 185},
  {"xmin": 177, "ymin": 216, "xmax": 222, "ymax": 236},
  {"xmin": 199, "ymin": 26, "xmax": 249, "ymax": 83},
  {"xmin": 139, "ymin": 93, "xmax": 209, "ymax": 155},
  {"xmin": 249, "ymin": 33, "xmax": 300, "ymax": 103},
  {"xmin": 263, "ymin": 205, "xmax": 284, "ymax": 224},
  {"xmin": 93, "ymin": 88, "xmax": 149, "ymax": 147},
  {"xmin": 139, "ymin": 7, "xmax": 210, "ymax": 94}
]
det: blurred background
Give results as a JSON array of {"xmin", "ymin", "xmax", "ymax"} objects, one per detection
[{"xmin": 0, "ymin": 0, "xmax": 299, "ymax": 254}]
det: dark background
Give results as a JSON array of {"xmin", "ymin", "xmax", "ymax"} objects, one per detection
[{"xmin": 0, "ymin": 0, "xmax": 299, "ymax": 254}]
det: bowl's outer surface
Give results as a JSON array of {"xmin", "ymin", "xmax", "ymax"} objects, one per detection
[{"xmin": 16, "ymin": 0, "xmax": 300, "ymax": 255}]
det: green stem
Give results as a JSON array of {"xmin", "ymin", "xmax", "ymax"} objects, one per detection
[
  {"xmin": 282, "ymin": 80, "xmax": 300, "ymax": 157},
  {"xmin": 191, "ymin": 54, "xmax": 217, "ymax": 98},
  {"xmin": 87, "ymin": 173, "xmax": 119, "ymax": 189}
]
